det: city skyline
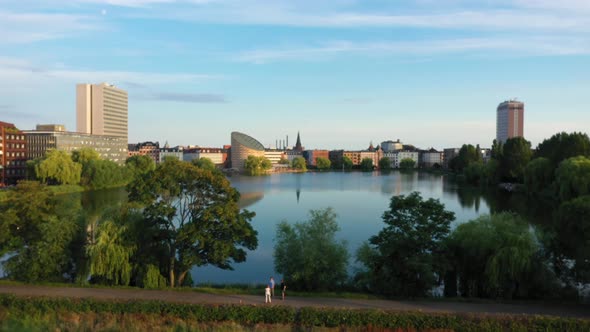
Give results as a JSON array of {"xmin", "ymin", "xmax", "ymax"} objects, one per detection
[{"xmin": 1, "ymin": 1, "xmax": 589, "ymax": 150}]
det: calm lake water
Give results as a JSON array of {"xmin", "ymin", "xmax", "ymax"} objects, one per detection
[
  {"xmin": 75, "ymin": 171, "xmax": 521, "ymax": 285},
  {"xmin": 195, "ymin": 171, "xmax": 492, "ymax": 284}
]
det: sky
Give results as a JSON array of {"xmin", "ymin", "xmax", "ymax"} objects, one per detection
[{"xmin": 0, "ymin": 0, "xmax": 589, "ymax": 150}]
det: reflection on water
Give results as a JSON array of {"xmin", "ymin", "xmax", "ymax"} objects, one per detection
[
  {"xmin": 238, "ymin": 192, "xmax": 264, "ymax": 209},
  {"xmin": 70, "ymin": 171, "xmax": 530, "ymax": 284},
  {"xmin": 193, "ymin": 171, "xmax": 491, "ymax": 284}
]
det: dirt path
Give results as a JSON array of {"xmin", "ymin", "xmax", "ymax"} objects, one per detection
[{"xmin": 0, "ymin": 285, "xmax": 588, "ymax": 319}]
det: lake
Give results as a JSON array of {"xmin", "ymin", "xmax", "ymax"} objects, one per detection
[{"xmin": 192, "ymin": 171, "xmax": 493, "ymax": 284}]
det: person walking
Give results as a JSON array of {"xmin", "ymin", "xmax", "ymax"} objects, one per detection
[
  {"xmin": 265, "ymin": 284, "xmax": 272, "ymax": 303},
  {"xmin": 269, "ymin": 276, "xmax": 275, "ymax": 298},
  {"xmin": 280, "ymin": 279, "xmax": 286, "ymax": 300}
]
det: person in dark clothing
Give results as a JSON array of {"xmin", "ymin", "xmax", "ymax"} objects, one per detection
[{"xmin": 280, "ymin": 279, "xmax": 286, "ymax": 300}]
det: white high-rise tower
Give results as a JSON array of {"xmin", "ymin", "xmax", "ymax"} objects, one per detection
[{"xmin": 76, "ymin": 83, "xmax": 128, "ymax": 139}]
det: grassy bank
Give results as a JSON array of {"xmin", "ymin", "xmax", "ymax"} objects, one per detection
[
  {"xmin": 0, "ymin": 294, "xmax": 588, "ymax": 332},
  {"xmin": 0, "ymin": 280, "xmax": 377, "ymax": 300},
  {"xmin": 0, "ymin": 183, "xmax": 127, "ymax": 202}
]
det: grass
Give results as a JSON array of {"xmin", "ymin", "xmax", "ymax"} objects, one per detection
[
  {"xmin": 2, "ymin": 279, "xmax": 588, "ymax": 305},
  {"xmin": 0, "ymin": 280, "xmax": 379, "ymax": 300},
  {"xmin": 47, "ymin": 184, "xmax": 86, "ymax": 195}
]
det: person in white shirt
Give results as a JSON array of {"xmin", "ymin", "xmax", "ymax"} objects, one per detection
[{"xmin": 265, "ymin": 284, "xmax": 272, "ymax": 303}]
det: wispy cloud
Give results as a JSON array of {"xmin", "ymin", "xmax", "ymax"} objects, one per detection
[
  {"xmin": 0, "ymin": 10, "xmax": 102, "ymax": 43},
  {"xmin": 234, "ymin": 37, "xmax": 590, "ymax": 63},
  {"xmin": 100, "ymin": 0, "xmax": 590, "ymax": 32},
  {"xmin": 149, "ymin": 92, "xmax": 228, "ymax": 103},
  {"xmin": 0, "ymin": 57, "xmax": 222, "ymax": 85}
]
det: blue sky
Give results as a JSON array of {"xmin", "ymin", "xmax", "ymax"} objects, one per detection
[{"xmin": 1, "ymin": 0, "xmax": 589, "ymax": 150}]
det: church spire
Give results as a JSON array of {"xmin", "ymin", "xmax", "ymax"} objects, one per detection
[{"xmin": 295, "ymin": 131, "xmax": 303, "ymax": 152}]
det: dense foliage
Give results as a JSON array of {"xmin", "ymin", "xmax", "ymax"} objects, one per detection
[
  {"xmin": 360, "ymin": 158, "xmax": 373, "ymax": 171},
  {"xmin": 274, "ymin": 208, "xmax": 348, "ymax": 291},
  {"xmin": 356, "ymin": 192, "xmax": 455, "ymax": 297},
  {"xmin": 446, "ymin": 213, "xmax": 552, "ymax": 299},
  {"xmin": 342, "ymin": 156, "xmax": 353, "ymax": 170},
  {"xmin": 291, "ymin": 156, "xmax": 307, "ymax": 171},
  {"xmin": 315, "ymin": 157, "xmax": 331, "ymax": 171},
  {"xmin": 378, "ymin": 157, "xmax": 391, "ymax": 171},
  {"xmin": 2, "ymin": 295, "xmax": 587, "ymax": 332},
  {"xmin": 34, "ymin": 149, "xmax": 82, "ymax": 185},
  {"xmin": 125, "ymin": 155, "xmax": 156, "ymax": 177},
  {"xmin": 536, "ymin": 132, "xmax": 590, "ymax": 168},
  {"xmin": 1, "ymin": 158, "xmax": 259, "ymax": 290},
  {"xmin": 399, "ymin": 158, "xmax": 416, "ymax": 170},
  {"xmin": 0, "ymin": 181, "xmax": 80, "ymax": 282},
  {"xmin": 243, "ymin": 155, "xmax": 272, "ymax": 175},
  {"xmin": 555, "ymin": 195, "xmax": 590, "ymax": 284},
  {"xmin": 28, "ymin": 147, "xmax": 144, "ymax": 189},
  {"xmin": 127, "ymin": 158, "xmax": 258, "ymax": 287},
  {"xmin": 450, "ymin": 144, "xmax": 481, "ymax": 172}
]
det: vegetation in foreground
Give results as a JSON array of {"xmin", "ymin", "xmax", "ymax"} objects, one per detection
[{"xmin": 0, "ymin": 295, "xmax": 588, "ymax": 332}]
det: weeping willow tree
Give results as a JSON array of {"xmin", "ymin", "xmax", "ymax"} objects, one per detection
[
  {"xmin": 35, "ymin": 149, "xmax": 82, "ymax": 185},
  {"xmin": 448, "ymin": 212, "xmax": 539, "ymax": 299},
  {"xmin": 86, "ymin": 220, "xmax": 135, "ymax": 286}
]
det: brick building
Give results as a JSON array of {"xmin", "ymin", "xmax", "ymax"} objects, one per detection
[{"xmin": 0, "ymin": 121, "xmax": 27, "ymax": 185}]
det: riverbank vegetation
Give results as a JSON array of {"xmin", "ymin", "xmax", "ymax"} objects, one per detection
[
  {"xmin": 0, "ymin": 159, "xmax": 258, "ymax": 289},
  {"xmin": 15, "ymin": 149, "xmax": 159, "ymax": 197},
  {"xmin": 447, "ymin": 132, "xmax": 590, "ymax": 298},
  {"xmin": 274, "ymin": 190, "xmax": 589, "ymax": 302}
]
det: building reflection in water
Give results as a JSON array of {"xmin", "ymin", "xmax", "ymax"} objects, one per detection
[{"xmin": 238, "ymin": 191, "xmax": 264, "ymax": 209}]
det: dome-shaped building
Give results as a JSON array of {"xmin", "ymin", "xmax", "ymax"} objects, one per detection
[{"xmin": 230, "ymin": 131, "xmax": 265, "ymax": 171}]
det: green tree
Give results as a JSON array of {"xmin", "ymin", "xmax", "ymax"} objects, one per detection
[
  {"xmin": 356, "ymin": 192, "xmax": 455, "ymax": 297},
  {"xmin": 127, "ymin": 159, "xmax": 258, "ymax": 287},
  {"xmin": 360, "ymin": 158, "xmax": 373, "ymax": 171},
  {"xmin": 536, "ymin": 132, "xmax": 590, "ymax": 168},
  {"xmin": 501, "ymin": 137, "xmax": 532, "ymax": 183},
  {"xmin": 482, "ymin": 158, "xmax": 501, "ymax": 185},
  {"xmin": 451, "ymin": 144, "xmax": 480, "ymax": 172},
  {"xmin": 72, "ymin": 148, "xmax": 100, "ymax": 165},
  {"xmin": 74, "ymin": 148, "xmax": 104, "ymax": 187},
  {"xmin": 274, "ymin": 208, "xmax": 348, "ymax": 291},
  {"xmin": 291, "ymin": 156, "xmax": 307, "ymax": 172},
  {"xmin": 278, "ymin": 158, "xmax": 290, "ymax": 165},
  {"xmin": 342, "ymin": 156, "xmax": 353, "ymax": 171},
  {"xmin": 316, "ymin": 157, "xmax": 331, "ymax": 171},
  {"xmin": 379, "ymin": 157, "xmax": 392, "ymax": 171},
  {"xmin": 84, "ymin": 159, "xmax": 130, "ymax": 190},
  {"xmin": 523, "ymin": 157, "xmax": 553, "ymax": 194},
  {"xmin": 399, "ymin": 158, "xmax": 416, "ymax": 170},
  {"xmin": 556, "ymin": 196, "xmax": 590, "ymax": 283},
  {"xmin": 244, "ymin": 155, "xmax": 272, "ymax": 175},
  {"xmin": 555, "ymin": 156, "xmax": 590, "ymax": 201},
  {"xmin": 35, "ymin": 150, "xmax": 82, "ymax": 185},
  {"xmin": 0, "ymin": 181, "xmax": 79, "ymax": 282},
  {"xmin": 447, "ymin": 213, "xmax": 543, "ymax": 299},
  {"xmin": 86, "ymin": 220, "xmax": 135, "ymax": 286},
  {"xmin": 191, "ymin": 157, "xmax": 216, "ymax": 171},
  {"xmin": 126, "ymin": 155, "xmax": 156, "ymax": 179},
  {"xmin": 463, "ymin": 162, "xmax": 485, "ymax": 185}
]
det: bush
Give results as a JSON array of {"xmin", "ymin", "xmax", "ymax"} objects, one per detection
[{"xmin": 0, "ymin": 295, "xmax": 587, "ymax": 331}]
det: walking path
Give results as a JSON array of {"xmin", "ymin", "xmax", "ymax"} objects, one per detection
[{"xmin": 0, "ymin": 285, "xmax": 588, "ymax": 319}]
